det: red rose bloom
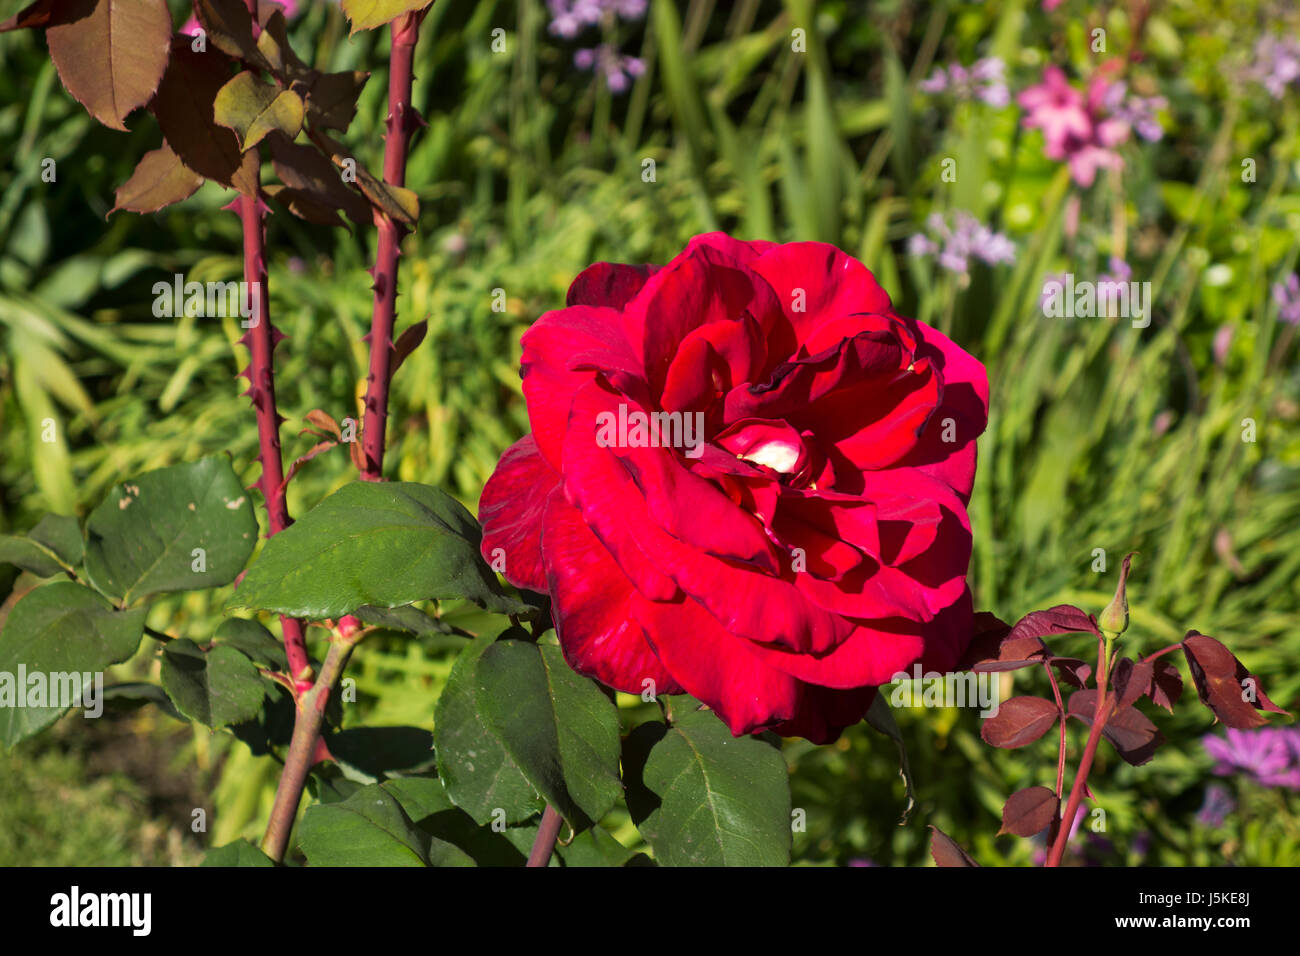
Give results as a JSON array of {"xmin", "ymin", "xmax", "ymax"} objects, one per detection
[{"xmin": 479, "ymin": 233, "xmax": 987, "ymax": 742}]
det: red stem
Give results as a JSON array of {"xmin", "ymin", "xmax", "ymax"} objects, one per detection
[
  {"xmin": 228, "ymin": 0, "xmax": 315, "ymax": 861},
  {"xmin": 1043, "ymin": 661, "xmax": 1067, "ymax": 798},
  {"xmin": 526, "ymin": 805, "xmax": 564, "ymax": 867},
  {"xmin": 262, "ymin": 631, "xmax": 357, "ymax": 861},
  {"xmin": 1045, "ymin": 637, "xmax": 1112, "ymax": 867},
  {"xmin": 360, "ymin": 12, "xmax": 423, "ymax": 481},
  {"xmin": 252, "ymin": 5, "xmax": 426, "ymax": 861},
  {"xmin": 1141, "ymin": 642, "xmax": 1184, "ymax": 664},
  {"xmin": 235, "ymin": 151, "xmax": 312, "ymax": 692}
]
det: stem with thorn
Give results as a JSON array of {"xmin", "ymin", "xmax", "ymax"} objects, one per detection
[
  {"xmin": 224, "ymin": 0, "xmax": 318, "ymax": 860},
  {"xmin": 248, "ymin": 4, "xmax": 427, "ymax": 861},
  {"xmin": 360, "ymin": 10, "xmax": 424, "ymax": 481},
  {"xmin": 234, "ymin": 148, "xmax": 312, "ymax": 693}
]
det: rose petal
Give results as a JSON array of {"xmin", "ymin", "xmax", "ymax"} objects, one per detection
[
  {"xmin": 566, "ymin": 261, "xmax": 658, "ymax": 309},
  {"xmin": 542, "ymin": 492, "xmax": 684, "ymax": 695},
  {"xmin": 520, "ymin": 304, "xmax": 644, "ymax": 470},
  {"xmin": 632, "ymin": 591, "xmax": 800, "ymax": 735},
  {"xmin": 477, "ymin": 433, "xmax": 559, "ymax": 593}
]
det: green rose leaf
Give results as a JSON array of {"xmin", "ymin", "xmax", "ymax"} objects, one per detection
[
  {"xmin": 381, "ymin": 775, "xmax": 536, "ymax": 867},
  {"xmin": 326, "ymin": 726, "xmax": 436, "ymax": 783},
  {"xmin": 557, "ymin": 827, "xmax": 648, "ymax": 867},
  {"xmin": 438, "ymin": 636, "xmax": 622, "ymax": 832},
  {"xmin": 354, "ymin": 603, "xmax": 454, "ymax": 637},
  {"xmin": 159, "ymin": 638, "xmax": 269, "ymax": 729},
  {"xmin": 211, "ymin": 617, "xmax": 287, "ymax": 670},
  {"xmin": 632, "ymin": 700, "xmax": 792, "ymax": 866},
  {"xmin": 0, "ymin": 513, "xmax": 82, "ymax": 578},
  {"xmin": 201, "ymin": 839, "xmax": 275, "ymax": 867},
  {"xmin": 298, "ymin": 783, "xmax": 474, "ymax": 867},
  {"xmin": 99, "ymin": 681, "xmax": 185, "ymax": 722},
  {"xmin": 434, "ymin": 633, "xmax": 545, "ymax": 827},
  {"xmin": 226, "ymin": 481, "xmax": 526, "ymax": 618},
  {"xmin": 83, "ymin": 456, "xmax": 258, "ymax": 605},
  {"xmin": 0, "ymin": 581, "xmax": 147, "ymax": 749},
  {"xmin": 864, "ymin": 693, "xmax": 916, "ymax": 824}
]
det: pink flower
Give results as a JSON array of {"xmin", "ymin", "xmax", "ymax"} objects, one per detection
[
  {"xmin": 1018, "ymin": 67, "xmax": 1092, "ymax": 158},
  {"xmin": 1018, "ymin": 66, "xmax": 1144, "ymax": 187},
  {"xmin": 1213, "ymin": 325, "xmax": 1235, "ymax": 365}
]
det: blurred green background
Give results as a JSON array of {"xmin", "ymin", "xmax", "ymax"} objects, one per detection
[{"xmin": 1, "ymin": 0, "xmax": 1298, "ymax": 866}]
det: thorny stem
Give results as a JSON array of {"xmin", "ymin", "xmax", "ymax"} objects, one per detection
[
  {"xmin": 253, "ymin": 5, "xmax": 428, "ymax": 862},
  {"xmin": 226, "ymin": 0, "xmax": 315, "ymax": 861},
  {"xmin": 261, "ymin": 626, "xmax": 360, "ymax": 862},
  {"xmin": 1046, "ymin": 634, "xmax": 1114, "ymax": 867},
  {"xmin": 235, "ymin": 151, "xmax": 312, "ymax": 693},
  {"xmin": 526, "ymin": 805, "xmax": 565, "ymax": 868},
  {"xmin": 360, "ymin": 11, "xmax": 424, "ymax": 481}
]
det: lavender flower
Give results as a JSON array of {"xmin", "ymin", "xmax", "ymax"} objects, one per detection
[
  {"xmin": 1272, "ymin": 272, "xmax": 1300, "ymax": 324},
  {"xmin": 574, "ymin": 44, "xmax": 645, "ymax": 93},
  {"xmin": 1248, "ymin": 35, "xmax": 1300, "ymax": 99},
  {"xmin": 920, "ymin": 57, "xmax": 1010, "ymax": 107},
  {"xmin": 550, "ymin": 1, "xmax": 646, "ymax": 94},
  {"xmin": 909, "ymin": 211, "xmax": 1016, "ymax": 276},
  {"xmin": 1099, "ymin": 256, "xmax": 1132, "ymax": 286},
  {"xmin": 1101, "ymin": 82, "xmax": 1167, "ymax": 142},
  {"xmin": 1203, "ymin": 727, "xmax": 1300, "ymax": 789},
  {"xmin": 1195, "ymin": 783, "xmax": 1236, "ymax": 828},
  {"xmin": 548, "ymin": 0, "xmax": 646, "ymax": 37}
]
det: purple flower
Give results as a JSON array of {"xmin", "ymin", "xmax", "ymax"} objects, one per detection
[
  {"xmin": 909, "ymin": 211, "xmax": 1016, "ymax": 275},
  {"xmin": 1101, "ymin": 82, "xmax": 1167, "ymax": 142},
  {"xmin": 1099, "ymin": 256, "xmax": 1132, "ymax": 286},
  {"xmin": 1018, "ymin": 66, "xmax": 1152, "ymax": 186},
  {"xmin": 1272, "ymin": 273, "xmax": 1300, "ymax": 324},
  {"xmin": 907, "ymin": 233, "xmax": 939, "ymax": 258},
  {"xmin": 548, "ymin": 0, "xmax": 645, "ymax": 37},
  {"xmin": 574, "ymin": 44, "xmax": 644, "ymax": 93},
  {"xmin": 1195, "ymin": 783, "xmax": 1236, "ymax": 828},
  {"xmin": 1249, "ymin": 36, "xmax": 1300, "ymax": 99},
  {"xmin": 1203, "ymin": 728, "xmax": 1300, "ymax": 789},
  {"xmin": 920, "ymin": 57, "xmax": 1009, "ymax": 107}
]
